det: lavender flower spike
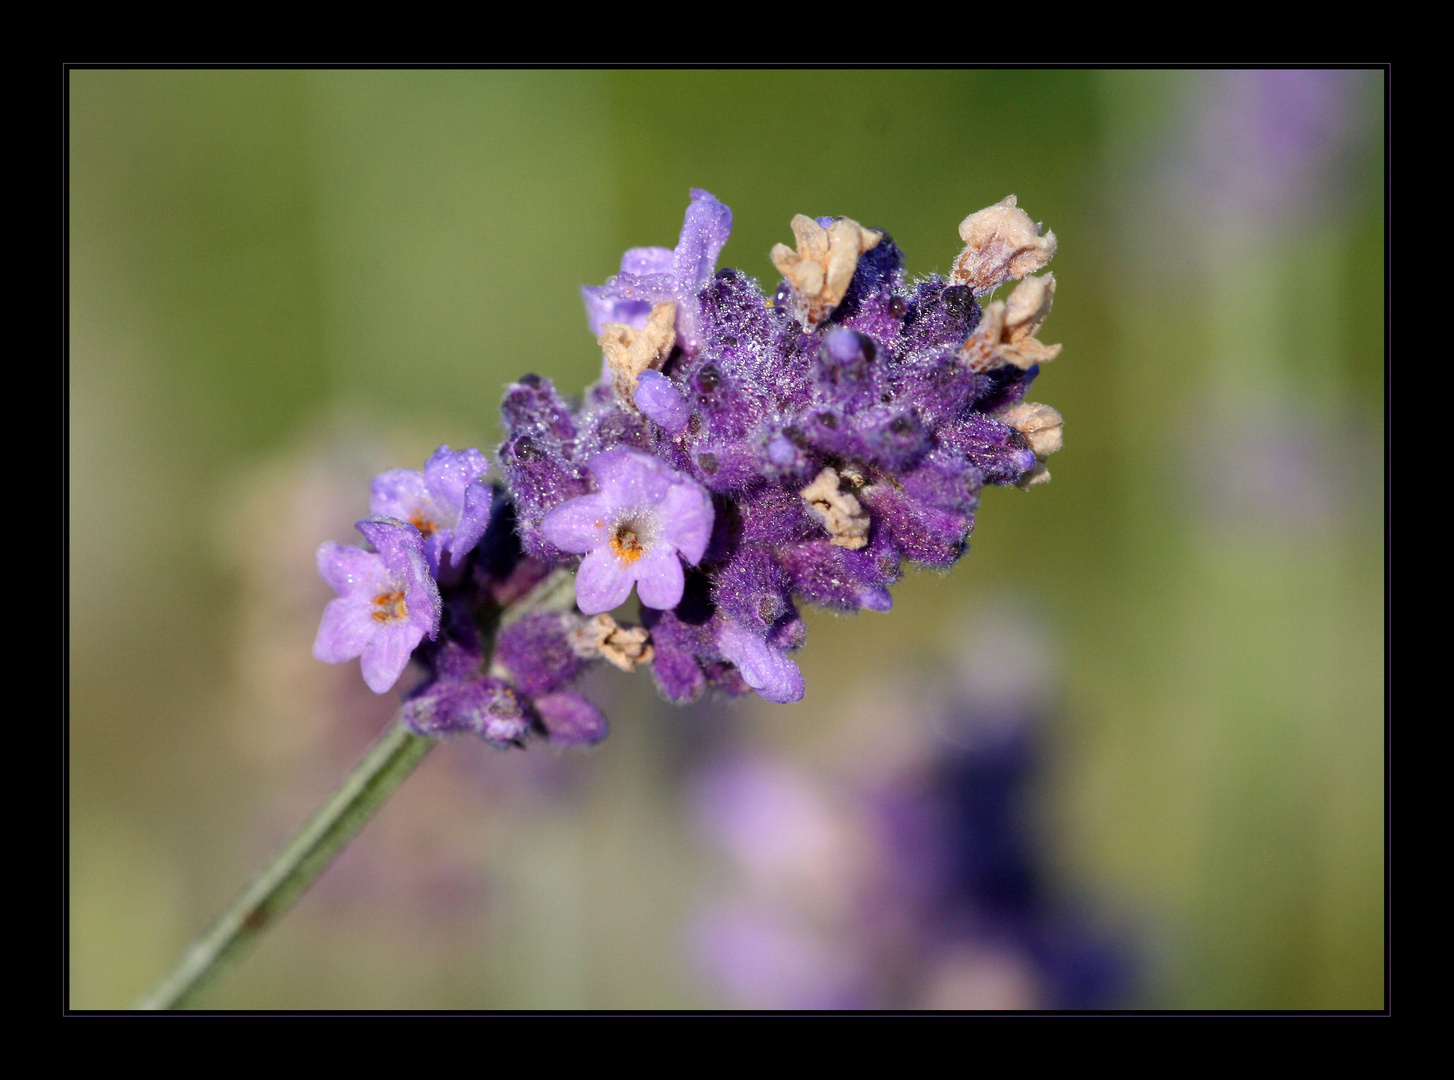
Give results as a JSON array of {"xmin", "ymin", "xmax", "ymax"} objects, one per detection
[
  {"xmin": 369, "ymin": 445, "xmax": 492, "ymax": 575},
  {"xmin": 540, "ymin": 447, "xmax": 713, "ymax": 615},
  {"xmin": 314, "ymin": 517, "xmax": 442, "ymax": 694}
]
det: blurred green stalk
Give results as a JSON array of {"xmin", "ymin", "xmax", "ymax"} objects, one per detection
[{"xmin": 136, "ymin": 721, "xmax": 435, "ymax": 1010}]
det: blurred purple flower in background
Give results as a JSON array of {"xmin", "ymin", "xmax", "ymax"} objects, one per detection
[
  {"xmin": 1178, "ymin": 70, "xmax": 1365, "ymax": 227},
  {"xmin": 688, "ymin": 609, "xmax": 1133, "ymax": 1010}
]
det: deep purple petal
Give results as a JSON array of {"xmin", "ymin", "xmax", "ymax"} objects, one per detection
[
  {"xmin": 534, "ymin": 692, "xmax": 609, "ymax": 746},
  {"xmin": 359, "ymin": 623, "xmax": 422, "ymax": 694},
  {"xmin": 658, "ymin": 478, "xmax": 714, "ymax": 565},
  {"xmin": 316, "ymin": 541, "xmax": 389, "ymax": 597},
  {"xmin": 673, "ymin": 189, "xmax": 733, "ymax": 293},
  {"xmin": 313, "ymin": 596, "xmax": 377, "ymax": 664},
  {"xmin": 575, "ymin": 546, "xmax": 636, "ymax": 614},
  {"xmin": 634, "ymin": 370, "xmax": 691, "ymax": 434},
  {"xmin": 717, "ymin": 622, "xmax": 805, "ymax": 704},
  {"xmin": 495, "ymin": 612, "xmax": 590, "ymax": 696},
  {"xmin": 634, "ymin": 547, "xmax": 686, "ymax": 611},
  {"xmin": 539, "ymin": 493, "xmax": 612, "ymax": 553}
]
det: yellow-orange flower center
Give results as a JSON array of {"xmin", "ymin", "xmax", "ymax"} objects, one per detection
[
  {"xmin": 610, "ymin": 524, "xmax": 644, "ymax": 565},
  {"xmin": 408, "ymin": 512, "xmax": 437, "ymax": 537},
  {"xmin": 371, "ymin": 590, "xmax": 408, "ymax": 623}
]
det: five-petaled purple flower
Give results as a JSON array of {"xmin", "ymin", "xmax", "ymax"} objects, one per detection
[
  {"xmin": 539, "ymin": 447, "xmax": 713, "ymax": 615},
  {"xmin": 369, "ymin": 445, "xmax": 492, "ymax": 576},
  {"xmin": 314, "ymin": 517, "xmax": 442, "ymax": 694}
]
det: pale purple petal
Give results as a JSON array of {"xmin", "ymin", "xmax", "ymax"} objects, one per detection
[
  {"xmin": 575, "ymin": 546, "xmax": 636, "ymax": 614},
  {"xmin": 582, "ymin": 269, "xmax": 676, "ymax": 336},
  {"xmin": 583, "ymin": 285, "xmax": 653, "ymax": 335},
  {"xmin": 634, "ymin": 547, "xmax": 685, "ymax": 610},
  {"xmin": 718, "ymin": 622, "xmax": 805, "ymax": 704},
  {"xmin": 673, "ymin": 189, "xmax": 733, "ymax": 292},
  {"xmin": 540, "ymin": 493, "xmax": 612, "ymax": 552},
  {"xmin": 400, "ymin": 548, "xmax": 442, "ymax": 641},
  {"xmin": 422, "ymin": 532, "xmax": 449, "ymax": 577},
  {"xmin": 633, "ymin": 370, "xmax": 691, "ymax": 434},
  {"xmin": 358, "ymin": 518, "xmax": 426, "ymax": 582},
  {"xmin": 316, "ymin": 541, "xmax": 389, "ymax": 597},
  {"xmin": 423, "ymin": 445, "xmax": 489, "ymax": 508},
  {"xmin": 359, "ymin": 625, "xmax": 419, "ymax": 694},
  {"xmin": 313, "ymin": 596, "xmax": 378, "ymax": 663},
  {"xmin": 369, "ymin": 469, "xmax": 431, "ymax": 523},
  {"xmin": 355, "ymin": 518, "xmax": 441, "ymax": 641},
  {"xmin": 589, "ymin": 446, "xmax": 675, "ymax": 510},
  {"xmin": 449, "ymin": 481, "xmax": 494, "ymax": 567},
  {"xmin": 534, "ymin": 692, "xmax": 609, "ymax": 745},
  {"xmin": 620, "ymin": 246, "xmax": 675, "ymax": 276},
  {"xmin": 658, "ymin": 478, "xmax": 714, "ymax": 565}
]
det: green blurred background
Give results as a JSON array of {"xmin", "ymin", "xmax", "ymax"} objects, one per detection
[{"xmin": 69, "ymin": 70, "xmax": 1384, "ymax": 1010}]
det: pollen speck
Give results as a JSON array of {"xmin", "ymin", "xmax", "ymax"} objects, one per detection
[
  {"xmin": 371, "ymin": 590, "xmax": 408, "ymax": 623},
  {"xmin": 610, "ymin": 524, "xmax": 645, "ymax": 565}
]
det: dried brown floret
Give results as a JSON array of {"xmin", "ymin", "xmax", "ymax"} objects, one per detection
[
  {"xmin": 960, "ymin": 274, "xmax": 1062, "ymax": 373},
  {"xmin": 771, "ymin": 215, "xmax": 883, "ymax": 329},
  {"xmin": 950, "ymin": 195, "xmax": 1057, "ymax": 297},
  {"xmin": 600, "ymin": 301, "xmax": 677, "ymax": 401},
  {"xmin": 800, "ymin": 466, "xmax": 871, "ymax": 549},
  {"xmin": 570, "ymin": 613, "xmax": 655, "ymax": 672}
]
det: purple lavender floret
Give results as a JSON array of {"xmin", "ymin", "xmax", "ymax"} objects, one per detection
[
  {"xmin": 539, "ymin": 447, "xmax": 713, "ymax": 615},
  {"xmin": 392, "ymin": 502, "xmax": 621, "ymax": 749},
  {"xmin": 581, "ymin": 188, "xmax": 733, "ymax": 356},
  {"xmin": 314, "ymin": 518, "xmax": 442, "ymax": 695},
  {"xmin": 369, "ymin": 445, "xmax": 493, "ymax": 576}
]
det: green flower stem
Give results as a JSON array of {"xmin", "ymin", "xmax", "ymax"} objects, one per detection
[
  {"xmin": 136, "ymin": 569, "xmax": 575, "ymax": 1010},
  {"xmin": 136, "ymin": 720, "xmax": 436, "ymax": 1010}
]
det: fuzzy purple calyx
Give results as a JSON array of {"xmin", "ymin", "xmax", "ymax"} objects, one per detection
[
  {"xmin": 540, "ymin": 447, "xmax": 713, "ymax": 615},
  {"xmin": 369, "ymin": 445, "xmax": 492, "ymax": 575},
  {"xmin": 717, "ymin": 621, "xmax": 805, "ymax": 704},
  {"xmin": 313, "ymin": 517, "xmax": 442, "ymax": 694},
  {"xmin": 633, "ymin": 369, "xmax": 692, "ymax": 433},
  {"xmin": 533, "ymin": 692, "xmax": 609, "ymax": 746}
]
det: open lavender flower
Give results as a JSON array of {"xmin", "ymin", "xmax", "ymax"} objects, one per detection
[
  {"xmin": 581, "ymin": 188, "xmax": 732, "ymax": 356},
  {"xmin": 369, "ymin": 445, "xmax": 492, "ymax": 576},
  {"xmin": 316, "ymin": 189, "xmax": 1067, "ymax": 740},
  {"xmin": 540, "ymin": 446, "xmax": 713, "ymax": 614},
  {"xmin": 314, "ymin": 517, "xmax": 442, "ymax": 694}
]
